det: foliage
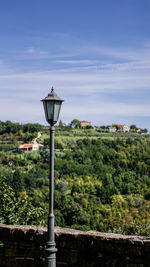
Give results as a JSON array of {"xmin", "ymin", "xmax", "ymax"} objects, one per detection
[
  {"xmin": 0, "ymin": 175, "xmax": 45, "ymax": 225},
  {"xmin": 0, "ymin": 120, "xmax": 150, "ymax": 236},
  {"xmin": 70, "ymin": 119, "xmax": 81, "ymax": 129},
  {"xmin": 130, "ymin": 124, "xmax": 137, "ymax": 130}
]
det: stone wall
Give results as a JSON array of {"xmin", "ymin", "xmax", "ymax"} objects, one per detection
[{"xmin": 0, "ymin": 224, "xmax": 150, "ymax": 267}]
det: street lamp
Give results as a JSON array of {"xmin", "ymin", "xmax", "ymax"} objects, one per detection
[{"xmin": 41, "ymin": 87, "xmax": 64, "ymax": 267}]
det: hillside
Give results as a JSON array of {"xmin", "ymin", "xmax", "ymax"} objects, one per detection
[{"xmin": 0, "ymin": 121, "xmax": 150, "ymax": 236}]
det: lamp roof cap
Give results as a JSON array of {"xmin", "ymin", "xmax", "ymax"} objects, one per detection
[{"xmin": 41, "ymin": 87, "xmax": 64, "ymax": 102}]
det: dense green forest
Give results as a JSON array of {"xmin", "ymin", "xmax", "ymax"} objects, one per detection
[{"xmin": 0, "ymin": 120, "xmax": 150, "ymax": 236}]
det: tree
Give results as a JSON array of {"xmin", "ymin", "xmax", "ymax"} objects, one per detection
[
  {"xmin": 141, "ymin": 128, "xmax": 148, "ymax": 133},
  {"xmin": 58, "ymin": 120, "xmax": 64, "ymax": 128},
  {"xmin": 12, "ymin": 169, "xmax": 24, "ymax": 193},
  {"xmin": 0, "ymin": 175, "xmax": 45, "ymax": 225},
  {"xmin": 70, "ymin": 119, "xmax": 81, "ymax": 129},
  {"xmin": 112, "ymin": 124, "xmax": 120, "ymax": 130},
  {"xmin": 130, "ymin": 125, "xmax": 137, "ymax": 130}
]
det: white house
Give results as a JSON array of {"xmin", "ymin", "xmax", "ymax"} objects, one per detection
[
  {"xmin": 19, "ymin": 143, "xmax": 40, "ymax": 152},
  {"xmin": 109, "ymin": 124, "xmax": 130, "ymax": 133},
  {"xmin": 121, "ymin": 125, "xmax": 130, "ymax": 132},
  {"xmin": 109, "ymin": 127, "xmax": 117, "ymax": 133}
]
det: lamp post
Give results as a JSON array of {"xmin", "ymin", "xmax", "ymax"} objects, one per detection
[{"xmin": 41, "ymin": 87, "xmax": 64, "ymax": 267}]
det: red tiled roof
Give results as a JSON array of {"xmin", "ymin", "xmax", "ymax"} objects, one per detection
[
  {"xmin": 115, "ymin": 124, "xmax": 124, "ymax": 127},
  {"xmin": 19, "ymin": 143, "xmax": 33, "ymax": 149}
]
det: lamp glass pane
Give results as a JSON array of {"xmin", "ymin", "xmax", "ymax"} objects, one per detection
[
  {"xmin": 46, "ymin": 101, "xmax": 54, "ymax": 121},
  {"xmin": 43, "ymin": 102, "xmax": 48, "ymax": 122},
  {"xmin": 54, "ymin": 101, "xmax": 61, "ymax": 122}
]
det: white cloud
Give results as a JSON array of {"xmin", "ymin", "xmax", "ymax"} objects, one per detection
[
  {"xmin": 15, "ymin": 47, "xmax": 50, "ymax": 60},
  {"xmin": 26, "ymin": 48, "xmax": 37, "ymax": 54},
  {"xmin": 56, "ymin": 59, "xmax": 101, "ymax": 65}
]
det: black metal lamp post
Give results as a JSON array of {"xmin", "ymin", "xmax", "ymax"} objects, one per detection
[{"xmin": 41, "ymin": 87, "xmax": 64, "ymax": 267}]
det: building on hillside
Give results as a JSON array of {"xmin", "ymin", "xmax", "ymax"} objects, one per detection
[
  {"xmin": 130, "ymin": 129, "xmax": 136, "ymax": 132},
  {"xmin": 19, "ymin": 143, "xmax": 39, "ymax": 152},
  {"xmin": 109, "ymin": 126, "xmax": 117, "ymax": 133},
  {"xmin": 111, "ymin": 124, "xmax": 130, "ymax": 132},
  {"xmin": 80, "ymin": 120, "xmax": 91, "ymax": 127},
  {"xmin": 121, "ymin": 125, "xmax": 130, "ymax": 133},
  {"xmin": 130, "ymin": 127, "xmax": 141, "ymax": 133}
]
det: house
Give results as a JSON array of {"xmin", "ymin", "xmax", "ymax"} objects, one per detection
[
  {"xmin": 121, "ymin": 125, "xmax": 130, "ymax": 133},
  {"xmin": 112, "ymin": 124, "xmax": 130, "ymax": 132},
  {"xmin": 109, "ymin": 126, "xmax": 117, "ymax": 133},
  {"xmin": 80, "ymin": 120, "xmax": 91, "ymax": 127},
  {"xmin": 19, "ymin": 143, "xmax": 39, "ymax": 152},
  {"xmin": 130, "ymin": 127, "xmax": 141, "ymax": 133}
]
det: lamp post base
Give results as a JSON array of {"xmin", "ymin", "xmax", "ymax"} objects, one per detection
[{"xmin": 45, "ymin": 241, "xmax": 57, "ymax": 267}]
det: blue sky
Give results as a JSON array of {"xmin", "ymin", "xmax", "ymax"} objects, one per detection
[{"xmin": 0, "ymin": 0, "xmax": 150, "ymax": 129}]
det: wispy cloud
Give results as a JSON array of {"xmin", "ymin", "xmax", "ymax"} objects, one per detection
[
  {"xmin": 26, "ymin": 48, "xmax": 37, "ymax": 54},
  {"xmin": 56, "ymin": 59, "xmax": 101, "ymax": 65},
  {"xmin": 0, "ymin": 40, "xmax": 150, "ymax": 128},
  {"xmin": 23, "ymin": 47, "xmax": 49, "ymax": 59}
]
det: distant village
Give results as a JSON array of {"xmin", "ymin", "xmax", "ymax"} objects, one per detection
[
  {"xmin": 63, "ymin": 120, "xmax": 148, "ymax": 134},
  {"xmin": 18, "ymin": 120, "xmax": 148, "ymax": 153}
]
